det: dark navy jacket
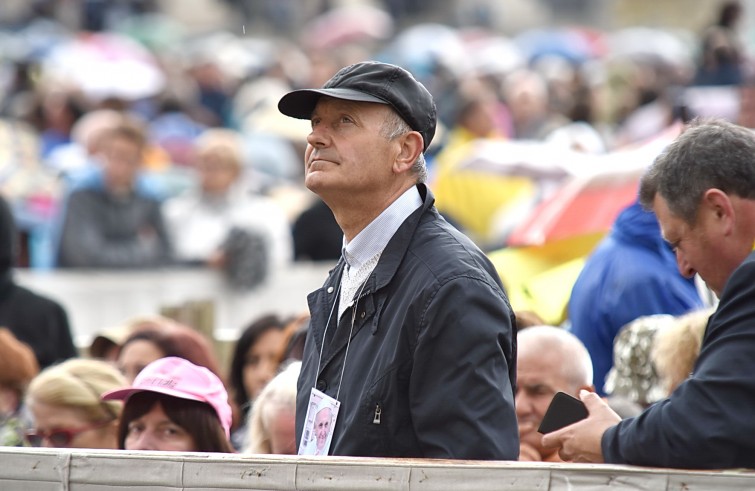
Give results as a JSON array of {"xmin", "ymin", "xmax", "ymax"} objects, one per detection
[
  {"xmin": 603, "ymin": 252, "xmax": 755, "ymax": 468},
  {"xmin": 296, "ymin": 184, "xmax": 518, "ymax": 459}
]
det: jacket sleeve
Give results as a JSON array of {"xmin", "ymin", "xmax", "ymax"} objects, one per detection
[
  {"xmin": 602, "ymin": 258, "xmax": 755, "ymax": 469},
  {"xmin": 409, "ymin": 274, "xmax": 519, "ymax": 460},
  {"xmin": 50, "ymin": 300, "xmax": 78, "ymax": 361}
]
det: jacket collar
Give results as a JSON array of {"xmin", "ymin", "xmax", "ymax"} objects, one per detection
[
  {"xmin": 367, "ymin": 183, "xmax": 435, "ymax": 293},
  {"xmin": 306, "ymin": 183, "xmax": 436, "ymax": 363}
]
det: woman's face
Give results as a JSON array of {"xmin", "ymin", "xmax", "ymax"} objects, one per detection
[
  {"xmin": 196, "ymin": 151, "xmax": 240, "ymax": 195},
  {"xmin": 28, "ymin": 402, "xmax": 117, "ymax": 449},
  {"xmin": 124, "ymin": 400, "xmax": 197, "ymax": 452},
  {"xmin": 242, "ymin": 329, "xmax": 285, "ymax": 402},
  {"xmin": 268, "ymin": 408, "xmax": 297, "ymax": 454},
  {"xmin": 118, "ymin": 339, "xmax": 166, "ymax": 383}
]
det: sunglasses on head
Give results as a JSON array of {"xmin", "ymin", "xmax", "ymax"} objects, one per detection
[{"xmin": 25, "ymin": 419, "xmax": 113, "ymax": 448}]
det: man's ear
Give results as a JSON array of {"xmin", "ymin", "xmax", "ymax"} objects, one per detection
[
  {"xmin": 702, "ymin": 188, "xmax": 735, "ymax": 236},
  {"xmin": 392, "ymin": 131, "xmax": 423, "ymax": 174}
]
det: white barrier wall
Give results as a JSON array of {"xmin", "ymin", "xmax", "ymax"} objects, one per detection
[
  {"xmin": 1, "ymin": 448, "xmax": 754, "ymax": 490},
  {"xmin": 15, "ymin": 263, "xmax": 334, "ymax": 347}
]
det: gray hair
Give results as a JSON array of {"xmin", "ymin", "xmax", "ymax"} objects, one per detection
[
  {"xmin": 518, "ymin": 325, "xmax": 593, "ymax": 389},
  {"xmin": 380, "ymin": 110, "xmax": 428, "ymax": 184},
  {"xmin": 639, "ymin": 117, "xmax": 755, "ymax": 223}
]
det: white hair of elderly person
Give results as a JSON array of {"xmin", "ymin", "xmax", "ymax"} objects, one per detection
[{"xmin": 243, "ymin": 361, "xmax": 301, "ymax": 455}]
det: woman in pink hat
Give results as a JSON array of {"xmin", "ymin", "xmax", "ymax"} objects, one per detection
[{"xmin": 102, "ymin": 356, "xmax": 234, "ymax": 453}]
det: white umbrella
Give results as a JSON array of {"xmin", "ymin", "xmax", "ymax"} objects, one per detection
[{"xmin": 42, "ymin": 32, "xmax": 166, "ymax": 101}]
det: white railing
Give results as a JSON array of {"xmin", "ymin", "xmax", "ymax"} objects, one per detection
[{"xmin": 1, "ymin": 447, "xmax": 754, "ymax": 490}]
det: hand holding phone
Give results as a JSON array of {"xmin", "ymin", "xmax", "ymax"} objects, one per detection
[{"xmin": 538, "ymin": 391, "xmax": 589, "ymax": 434}]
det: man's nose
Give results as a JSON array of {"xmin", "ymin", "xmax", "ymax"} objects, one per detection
[
  {"xmin": 515, "ymin": 393, "xmax": 531, "ymax": 418},
  {"xmin": 676, "ymin": 251, "xmax": 696, "ymax": 278},
  {"xmin": 306, "ymin": 125, "xmax": 329, "ymax": 147}
]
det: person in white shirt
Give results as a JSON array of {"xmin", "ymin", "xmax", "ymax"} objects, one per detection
[{"xmin": 163, "ymin": 129, "xmax": 293, "ymax": 288}]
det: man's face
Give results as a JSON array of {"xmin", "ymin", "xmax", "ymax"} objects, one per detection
[
  {"xmin": 515, "ymin": 347, "xmax": 576, "ymax": 459},
  {"xmin": 314, "ymin": 407, "xmax": 332, "ymax": 451},
  {"xmin": 653, "ymin": 193, "xmax": 736, "ymax": 297},
  {"xmin": 101, "ymin": 135, "xmax": 142, "ymax": 195},
  {"xmin": 303, "ymin": 97, "xmax": 400, "ymax": 204}
]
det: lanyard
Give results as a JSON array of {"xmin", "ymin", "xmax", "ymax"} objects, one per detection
[{"xmin": 315, "ymin": 267, "xmax": 369, "ymax": 401}]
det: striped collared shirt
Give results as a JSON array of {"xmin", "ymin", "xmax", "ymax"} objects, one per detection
[{"xmin": 338, "ymin": 186, "xmax": 422, "ymax": 319}]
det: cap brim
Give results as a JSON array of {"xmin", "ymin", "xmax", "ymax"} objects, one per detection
[
  {"xmin": 278, "ymin": 88, "xmax": 387, "ymax": 119},
  {"xmin": 102, "ymin": 386, "xmax": 206, "ymax": 405}
]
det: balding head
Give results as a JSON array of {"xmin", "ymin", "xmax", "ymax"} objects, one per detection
[
  {"xmin": 518, "ymin": 325, "xmax": 593, "ymax": 388},
  {"xmin": 516, "ymin": 325, "xmax": 594, "ymax": 461}
]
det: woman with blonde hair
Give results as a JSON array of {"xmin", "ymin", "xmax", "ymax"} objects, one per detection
[
  {"xmin": 244, "ymin": 361, "xmax": 300, "ymax": 454},
  {"xmin": 652, "ymin": 307, "xmax": 715, "ymax": 395},
  {"xmin": 25, "ymin": 358, "xmax": 126, "ymax": 448}
]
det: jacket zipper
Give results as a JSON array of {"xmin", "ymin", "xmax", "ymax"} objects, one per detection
[{"xmin": 373, "ymin": 403, "xmax": 382, "ymax": 424}]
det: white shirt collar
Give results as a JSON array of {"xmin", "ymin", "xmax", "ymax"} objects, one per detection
[{"xmin": 342, "ymin": 186, "xmax": 422, "ymax": 270}]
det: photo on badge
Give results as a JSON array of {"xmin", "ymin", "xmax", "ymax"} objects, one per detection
[{"xmin": 299, "ymin": 388, "xmax": 340, "ymax": 456}]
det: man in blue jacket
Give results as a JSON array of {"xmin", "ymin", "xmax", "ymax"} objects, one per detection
[
  {"xmin": 543, "ymin": 117, "xmax": 755, "ymax": 469},
  {"xmin": 278, "ymin": 61, "xmax": 518, "ymax": 459},
  {"xmin": 568, "ymin": 200, "xmax": 703, "ymax": 395}
]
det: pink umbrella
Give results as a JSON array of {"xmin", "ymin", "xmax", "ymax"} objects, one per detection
[{"xmin": 302, "ymin": 5, "xmax": 394, "ymax": 50}]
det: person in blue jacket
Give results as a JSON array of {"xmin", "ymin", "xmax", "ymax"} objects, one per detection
[
  {"xmin": 542, "ymin": 117, "xmax": 755, "ymax": 469},
  {"xmin": 568, "ymin": 200, "xmax": 704, "ymax": 395}
]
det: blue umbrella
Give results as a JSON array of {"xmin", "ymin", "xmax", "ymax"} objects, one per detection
[{"xmin": 514, "ymin": 28, "xmax": 595, "ymax": 64}]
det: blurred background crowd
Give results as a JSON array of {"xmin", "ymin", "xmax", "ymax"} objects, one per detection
[{"xmin": 0, "ymin": 0, "xmax": 751, "ymax": 461}]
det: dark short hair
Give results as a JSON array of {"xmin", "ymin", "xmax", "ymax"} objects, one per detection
[
  {"xmin": 118, "ymin": 391, "xmax": 233, "ymax": 453},
  {"xmin": 639, "ymin": 117, "xmax": 755, "ymax": 223}
]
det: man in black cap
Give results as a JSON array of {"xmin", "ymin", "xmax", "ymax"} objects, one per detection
[{"xmin": 279, "ymin": 61, "xmax": 518, "ymax": 459}]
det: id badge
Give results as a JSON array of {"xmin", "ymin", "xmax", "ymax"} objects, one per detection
[{"xmin": 298, "ymin": 387, "xmax": 340, "ymax": 456}]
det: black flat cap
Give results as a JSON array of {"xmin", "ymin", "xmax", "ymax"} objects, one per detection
[{"xmin": 278, "ymin": 61, "xmax": 437, "ymax": 150}]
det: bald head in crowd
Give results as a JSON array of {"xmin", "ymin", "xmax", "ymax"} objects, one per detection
[{"xmin": 516, "ymin": 325, "xmax": 594, "ymax": 462}]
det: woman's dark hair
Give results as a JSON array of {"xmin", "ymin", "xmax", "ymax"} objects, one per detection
[
  {"xmin": 228, "ymin": 314, "xmax": 287, "ymax": 415},
  {"xmin": 121, "ymin": 329, "xmax": 178, "ymax": 359},
  {"xmin": 119, "ymin": 326, "xmax": 222, "ymax": 378},
  {"xmin": 118, "ymin": 391, "xmax": 234, "ymax": 453}
]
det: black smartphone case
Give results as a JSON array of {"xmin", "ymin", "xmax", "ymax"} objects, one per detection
[{"xmin": 537, "ymin": 391, "xmax": 589, "ymax": 434}]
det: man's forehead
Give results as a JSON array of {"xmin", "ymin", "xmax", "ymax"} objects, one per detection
[
  {"xmin": 313, "ymin": 96, "xmax": 388, "ymax": 114},
  {"xmin": 652, "ymin": 194, "xmax": 686, "ymax": 241}
]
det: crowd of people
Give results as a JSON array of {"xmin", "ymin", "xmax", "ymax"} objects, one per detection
[{"xmin": 1, "ymin": 0, "xmax": 755, "ymax": 479}]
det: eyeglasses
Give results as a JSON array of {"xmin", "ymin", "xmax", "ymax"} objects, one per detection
[{"xmin": 25, "ymin": 420, "xmax": 113, "ymax": 448}]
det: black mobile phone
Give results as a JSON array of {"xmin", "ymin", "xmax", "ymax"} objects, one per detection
[{"xmin": 537, "ymin": 391, "xmax": 589, "ymax": 434}]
